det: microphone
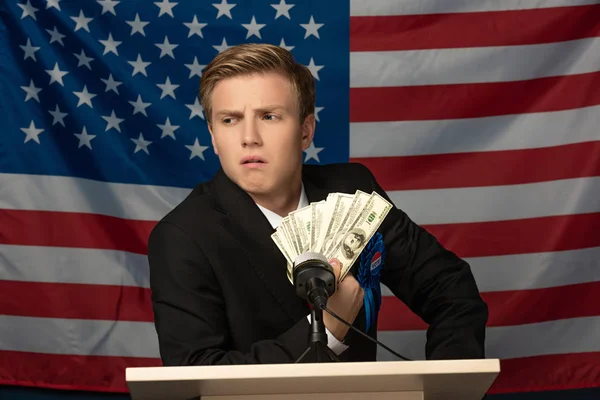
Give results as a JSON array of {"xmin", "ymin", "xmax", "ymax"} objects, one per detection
[
  {"xmin": 292, "ymin": 251, "xmax": 412, "ymax": 363},
  {"xmin": 292, "ymin": 251, "xmax": 336, "ymax": 310}
]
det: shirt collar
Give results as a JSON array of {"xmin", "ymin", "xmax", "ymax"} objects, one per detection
[{"xmin": 256, "ymin": 183, "xmax": 308, "ymax": 229}]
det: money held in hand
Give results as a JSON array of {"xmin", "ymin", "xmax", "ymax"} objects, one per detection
[{"xmin": 271, "ymin": 190, "xmax": 392, "ymax": 284}]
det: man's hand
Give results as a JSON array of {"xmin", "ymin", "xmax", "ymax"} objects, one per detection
[{"xmin": 323, "ymin": 258, "xmax": 364, "ymax": 342}]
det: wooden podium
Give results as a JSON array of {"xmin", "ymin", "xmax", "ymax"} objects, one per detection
[{"xmin": 126, "ymin": 359, "xmax": 500, "ymax": 400}]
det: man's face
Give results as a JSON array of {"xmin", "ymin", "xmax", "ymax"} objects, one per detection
[{"xmin": 207, "ymin": 71, "xmax": 315, "ymax": 198}]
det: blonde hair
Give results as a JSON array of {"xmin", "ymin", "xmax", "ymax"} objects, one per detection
[{"xmin": 199, "ymin": 43, "xmax": 316, "ymax": 125}]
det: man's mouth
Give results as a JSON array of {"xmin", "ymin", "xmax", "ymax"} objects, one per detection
[{"xmin": 241, "ymin": 156, "xmax": 267, "ymax": 164}]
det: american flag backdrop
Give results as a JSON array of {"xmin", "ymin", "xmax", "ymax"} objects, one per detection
[{"xmin": 1, "ymin": 0, "xmax": 599, "ymax": 395}]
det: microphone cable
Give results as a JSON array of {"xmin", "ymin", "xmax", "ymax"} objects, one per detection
[{"xmin": 321, "ymin": 304, "xmax": 412, "ymax": 361}]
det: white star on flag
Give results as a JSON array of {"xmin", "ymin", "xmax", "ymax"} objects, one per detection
[
  {"xmin": 131, "ymin": 133, "xmax": 152, "ymax": 154},
  {"xmin": 300, "ymin": 15, "xmax": 323, "ymax": 39},
  {"xmin": 129, "ymin": 95, "xmax": 151, "ymax": 116},
  {"xmin": 45, "ymin": 62, "xmax": 69, "ymax": 86},
  {"xmin": 185, "ymin": 56, "xmax": 206, "ymax": 78},
  {"xmin": 242, "ymin": 16, "xmax": 265, "ymax": 39},
  {"xmin": 18, "ymin": 0, "xmax": 38, "ymax": 20},
  {"xmin": 46, "ymin": 0, "xmax": 61, "ymax": 11},
  {"xmin": 155, "ymin": 36, "xmax": 178, "ymax": 59},
  {"xmin": 157, "ymin": 77, "xmax": 179, "ymax": 99},
  {"xmin": 102, "ymin": 110, "xmax": 125, "ymax": 132},
  {"xmin": 271, "ymin": 0, "xmax": 294, "ymax": 19},
  {"xmin": 73, "ymin": 85, "xmax": 97, "ymax": 108},
  {"xmin": 100, "ymin": 33, "xmax": 122, "ymax": 56},
  {"xmin": 71, "ymin": 10, "xmax": 93, "ymax": 32},
  {"xmin": 73, "ymin": 49, "xmax": 94, "ymax": 69},
  {"xmin": 20, "ymin": 38, "xmax": 40, "ymax": 61},
  {"xmin": 128, "ymin": 54, "xmax": 151, "ymax": 76},
  {"xmin": 279, "ymin": 38, "xmax": 294, "ymax": 52},
  {"xmin": 101, "ymin": 73, "xmax": 122, "ymax": 94},
  {"xmin": 126, "ymin": 14, "xmax": 149, "ymax": 36},
  {"xmin": 74, "ymin": 126, "xmax": 96, "ymax": 149},
  {"xmin": 186, "ymin": 98, "xmax": 205, "ymax": 120},
  {"xmin": 184, "ymin": 16, "xmax": 207, "ymax": 38},
  {"xmin": 48, "ymin": 105, "xmax": 68, "ymax": 126},
  {"xmin": 98, "ymin": 0, "xmax": 120, "ymax": 15},
  {"xmin": 20, "ymin": 120, "xmax": 44, "ymax": 144},
  {"xmin": 20, "ymin": 79, "xmax": 42, "ymax": 102},
  {"xmin": 213, "ymin": 37, "xmax": 230, "ymax": 53},
  {"xmin": 155, "ymin": 0, "xmax": 177, "ymax": 18},
  {"xmin": 213, "ymin": 0, "xmax": 236, "ymax": 19},
  {"xmin": 306, "ymin": 58, "xmax": 324, "ymax": 80},
  {"xmin": 158, "ymin": 117, "xmax": 180, "ymax": 139},
  {"xmin": 46, "ymin": 26, "xmax": 66, "ymax": 46},
  {"xmin": 186, "ymin": 138, "xmax": 209, "ymax": 160},
  {"xmin": 304, "ymin": 141, "xmax": 324, "ymax": 162}
]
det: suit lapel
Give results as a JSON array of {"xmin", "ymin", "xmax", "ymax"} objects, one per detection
[{"xmin": 209, "ymin": 168, "xmax": 310, "ymax": 321}]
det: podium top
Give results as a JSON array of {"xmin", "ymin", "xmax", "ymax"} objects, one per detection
[{"xmin": 126, "ymin": 359, "xmax": 500, "ymax": 400}]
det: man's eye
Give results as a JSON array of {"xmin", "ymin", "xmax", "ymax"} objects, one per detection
[{"xmin": 264, "ymin": 114, "xmax": 278, "ymax": 121}]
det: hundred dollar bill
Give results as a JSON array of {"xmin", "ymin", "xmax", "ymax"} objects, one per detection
[
  {"xmin": 326, "ymin": 192, "xmax": 392, "ymax": 281},
  {"xmin": 321, "ymin": 190, "xmax": 370, "ymax": 256},
  {"xmin": 271, "ymin": 230, "xmax": 295, "ymax": 283},
  {"xmin": 309, "ymin": 200, "xmax": 325, "ymax": 251},
  {"xmin": 288, "ymin": 205, "xmax": 312, "ymax": 253},
  {"xmin": 280, "ymin": 216, "xmax": 301, "ymax": 258},
  {"xmin": 316, "ymin": 193, "xmax": 355, "ymax": 254}
]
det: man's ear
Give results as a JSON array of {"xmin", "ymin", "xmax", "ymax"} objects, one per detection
[
  {"xmin": 300, "ymin": 113, "xmax": 316, "ymax": 150},
  {"xmin": 207, "ymin": 122, "xmax": 219, "ymax": 155}
]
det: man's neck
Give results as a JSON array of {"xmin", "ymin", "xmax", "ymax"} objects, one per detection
[{"xmin": 251, "ymin": 181, "xmax": 303, "ymax": 217}]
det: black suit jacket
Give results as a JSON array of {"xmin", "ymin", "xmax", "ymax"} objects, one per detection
[{"xmin": 147, "ymin": 162, "xmax": 488, "ymax": 366}]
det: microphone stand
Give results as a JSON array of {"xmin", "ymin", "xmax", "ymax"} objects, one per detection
[{"xmin": 295, "ymin": 304, "xmax": 340, "ymax": 363}]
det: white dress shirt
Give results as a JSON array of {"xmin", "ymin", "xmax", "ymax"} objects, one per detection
[{"xmin": 255, "ymin": 184, "xmax": 349, "ymax": 356}]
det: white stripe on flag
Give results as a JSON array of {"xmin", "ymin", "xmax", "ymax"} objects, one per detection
[
  {"xmin": 376, "ymin": 316, "xmax": 600, "ymax": 361},
  {"xmin": 3, "ymin": 243, "xmax": 599, "ymax": 295},
  {"xmin": 0, "ymin": 244, "xmax": 150, "ymax": 288},
  {"xmin": 351, "ymin": 37, "xmax": 600, "ymax": 87},
  {"xmin": 350, "ymin": 0, "xmax": 600, "ymax": 16},
  {"xmin": 4, "ymin": 174, "xmax": 600, "ymax": 229},
  {"xmin": 388, "ymin": 177, "xmax": 600, "ymax": 225},
  {"xmin": 2, "ymin": 315, "xmax": 598, "ymax": 361},
  {"xmin": 350, "ymin": 105, "xmax": 600, "ymax": 158},
  {"xmin": 0, "ymin": 315, "xmax": 160, "ymax": 358},
  {"xmin": 381, "ymin": 245, "xmax": 600, "ymax": 296},
  {"xmin": 0, "ymin": 173, "xmax": 190, "ymax": 221}
]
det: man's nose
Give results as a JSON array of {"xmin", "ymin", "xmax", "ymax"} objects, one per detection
[{"xmin": 241, "ymin": 118, "xmax": 262, "ymax": 147}]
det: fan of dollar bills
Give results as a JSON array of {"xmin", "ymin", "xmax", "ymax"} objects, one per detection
[{"xmin": 271, "ymin": 190, "xmax": 393, "ymax": 284}]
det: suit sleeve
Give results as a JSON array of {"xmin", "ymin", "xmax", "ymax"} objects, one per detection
[
  {"xmin": 147, "ymin": 220, "xmax": 313, "ymax": 366},
  {"xmin": 356, "ymin": 163, "xmax": 489, "ymax": 360}
]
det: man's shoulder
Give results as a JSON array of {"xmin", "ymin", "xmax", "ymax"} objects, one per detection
[
  {"xmin": 303, "ymin": 162, "xmax": 375, "ymax": 186},
  {"xmin": 153, "ymin": 179, "xmax": 218, "ymax": 232}
]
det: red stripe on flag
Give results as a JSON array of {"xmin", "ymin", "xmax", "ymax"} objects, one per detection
[
  {"xmin": 490, "ymin": 352, "xmax": 600, "ymax": 394},
  {"xmin": 350, "ymin": 71, "xmax": 600, "ymax": 122},
  {"xmin": 3, "ymin": 279, "xmax": 598, "ymax": 328},
  {"xmin": 0, "ymin": 209, "xmax": 156, "ymax": 254},
  {"xmin": 377, "ymin": 281, "xmax": 600, "ymax": 331},
  {"xmin": 2, "ymin": 211, "xmax": 599, "ymax": 260},
  {"xmin": 424, "ymin": 212, "xmax": 600, "ymax": 258},
  {"xmin": 0, "ymin": 350, "xmax": 161, "ymax": 393},
  {"xmin": 0, "ymin": 281, "xmax": 153, "ymax": 322},
  {"xmin": 350, "ymin": 5, "xmax": 600, "ymax": 51},
  {"xmin": 352, "ymin": 141, "xmax": 600, "ymax": 190}
]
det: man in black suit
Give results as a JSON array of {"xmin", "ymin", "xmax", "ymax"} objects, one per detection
[{"xmin": 147, "ymin": 43, "xmax": 488, "ymax": 366}]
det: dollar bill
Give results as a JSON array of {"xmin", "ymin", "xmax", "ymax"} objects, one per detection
[
  {"xmin": 326, "ymin": 191, "xmax": 392, "ymax": 281},
  {"xmin": 315, "ymin": 193, "xmax": 355, "ymax": 254},
  {"xmin": 309, "ymin": 200, "xmax": 325, "ymax": 251},
  {"xmin": 288, "ymin": 206, "xmax": 312, "ymax": 253},
  {"xmin": 270, "ymin": 190, "xmax": 392, "ymax": 285}
]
